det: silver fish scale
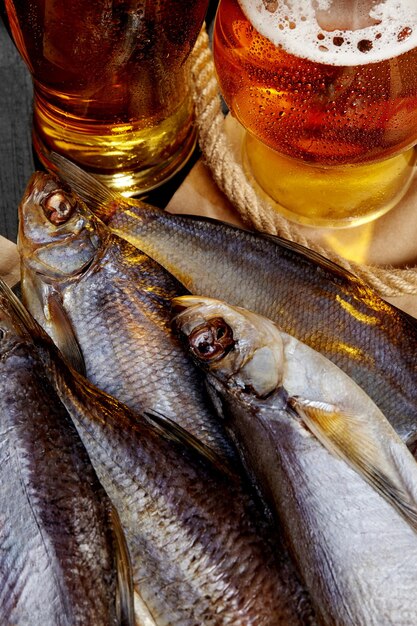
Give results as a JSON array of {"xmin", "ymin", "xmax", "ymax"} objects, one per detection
[
  {"xmin": 17, "ymin": 172, "xmax": 318, "ymax": 625},
  {"xmin": 0, "ymin": 345, "xmax": 119, "ymax": 625},
  {"xmin": 38, "ymin": 160, "xmax": 417, "ymax": 448},
  {"xmin": 269, "ymin": 416, "xmax": 417, "ymax": 626},
  {"xmin": 192, "ymin": 368, "xmax": 417, "ymax": 626},
  {"xmin": 60, "ymin": 237, "xmax": 236, "ymax": 461}
]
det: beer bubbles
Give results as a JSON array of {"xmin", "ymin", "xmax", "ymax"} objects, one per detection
[{"xmin": 213, "ymin": 0, "xmax": 417, "ymax": 227}]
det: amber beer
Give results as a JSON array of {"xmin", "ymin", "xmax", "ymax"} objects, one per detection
[
  {"xmin": 213, "ymin": 0, "xmax": 417, "ymax": 227},
  {"xmin": 4, "ymin": 0, "xmax": 209, "ymax": 195}
]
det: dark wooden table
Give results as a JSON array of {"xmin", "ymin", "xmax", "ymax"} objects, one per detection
[{"xmin": 0, "ymin": 17, "xmax": 34, "ymax": 243}]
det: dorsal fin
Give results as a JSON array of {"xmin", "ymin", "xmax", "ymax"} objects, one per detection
[{"xmin": 47, "ymin": 152, "xmax": 143, "ymax": 223}]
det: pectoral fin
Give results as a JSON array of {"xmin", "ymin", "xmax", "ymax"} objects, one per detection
[
  {"xmin": 45, "ymin": 291, "xmax": 86, "ymax": 375},
  {"xmin": 133, "ymin": 590, "xmax": 158, "ymax": 626},
  {"xmin": 110, "ymin": 506, "xmax": 135, "ymax": 626},
  {"xmin": 289, "ymin": 397, "xmax": 417, "ymax": 533}
]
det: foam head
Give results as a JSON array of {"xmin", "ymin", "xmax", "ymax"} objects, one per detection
[{"xmin": 238, "ymin": 0, "xmax": 417, "ymax": 66}]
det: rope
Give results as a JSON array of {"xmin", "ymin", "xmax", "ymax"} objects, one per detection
[{"xmin": 190, "ymin": 26, "xmax": 417, "ymax": 298}]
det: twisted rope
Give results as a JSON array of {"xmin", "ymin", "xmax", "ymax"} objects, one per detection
[{"xmin": 190, "ymin": 27, "xmax": 417, "ymax": 298}]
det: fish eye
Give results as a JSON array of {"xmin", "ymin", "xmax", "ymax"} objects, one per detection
[
  {"xmin": 189, "ymin": 317, "xmax": 235, "ymax": 363},
  {"xmin": 42, "ymin": 191, "xmax": 75, "ymax": 225}
]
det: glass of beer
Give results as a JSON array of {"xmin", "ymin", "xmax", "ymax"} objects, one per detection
[
  {"xmin": 213, "ymin": 0, "xmax": 417, "ymax": 228},
  {"xmin": 3, "ymin": 0, "xmax": 209, "ymax": 196}
]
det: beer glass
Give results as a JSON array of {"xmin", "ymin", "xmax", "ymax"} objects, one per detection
[
  {"xmin": 3, "ymin": 0, "xmax": 209, "ymax": 196},
  {"xmin": 213, "ymin": 0, "xmax": 417, "ymax": 228}
]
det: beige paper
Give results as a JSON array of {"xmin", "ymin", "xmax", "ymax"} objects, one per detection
[{"xmin": 0, "ymin": 235, "xmax": 20, "ymax": 287}]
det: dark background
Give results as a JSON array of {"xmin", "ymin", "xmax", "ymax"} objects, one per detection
[
  {"xmin": 0, "ymin": 0, "xmax": 219, "ymax": 243},
  {"xmin": 0, "ymin": 10, "xmax": 33, "ymax": 243}
]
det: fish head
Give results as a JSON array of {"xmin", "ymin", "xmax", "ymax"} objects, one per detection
[
  {"xmin": 172, "ymin": 296, "xmax": 285, "ymax": 400},
  {"xmin": 18, "ymin": 171, "xmax": 108, "ymax": 281}
]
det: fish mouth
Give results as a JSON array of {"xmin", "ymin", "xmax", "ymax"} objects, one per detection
[
  {"xmin": 171, "ymin": 295, "xmax": 203, "ymax": 335},
  {"xmin": 22, "ymin": 172, "xmax": 78, "ymax": 226},
  {"xmin": 171, "ymin": 295, "xmax": 224, "ymax": 334}
]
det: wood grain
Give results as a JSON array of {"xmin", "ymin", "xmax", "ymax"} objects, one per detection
[{"xmin": 0, "ymin": 19, "xmax": 34, "ymax": 244}]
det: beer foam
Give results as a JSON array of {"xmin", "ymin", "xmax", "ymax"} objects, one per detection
[{"xmin": 238, "ymin": 0, "xmax": 417, "ymax": 66}]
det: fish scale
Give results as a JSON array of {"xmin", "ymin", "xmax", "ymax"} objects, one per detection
[
  {"xmin": 14, "ymin": 176, "xmax": 318, "ymax": 625},
  {"xmin": 58, "ymin": 237, "xmax": 235, "ymax": 460},
  {"xmin": 105, "ymin": 206, "xmax": 417, "ymax": 447},
  {"xmin": 0, "ymin": 274, "xmax": 316, "ymax": 626},
  {"xmin": 44, "ymin": 349, "xmax": 317, "ymax": 626}
]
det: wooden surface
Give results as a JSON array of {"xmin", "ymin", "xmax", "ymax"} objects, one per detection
[{"xmin": 0, "ymin": 18, "xmax": 34, "ymax": 243}]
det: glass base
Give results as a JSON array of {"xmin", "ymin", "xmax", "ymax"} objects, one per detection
[
  {"xmin": 243, "ymin": 133, "xmax": 417, "ymax": 229},
  {"xmin": 32, "ymin": 93, "xmax": 197, "ymax": 197}
]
